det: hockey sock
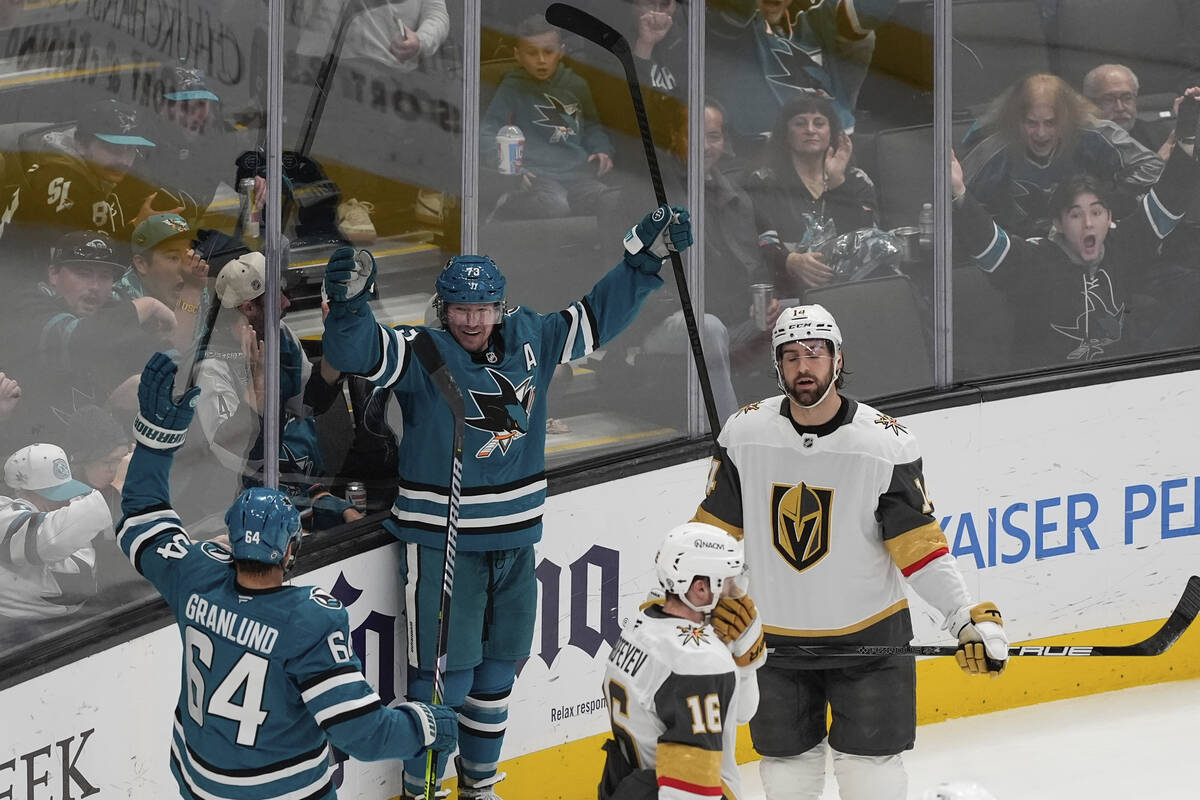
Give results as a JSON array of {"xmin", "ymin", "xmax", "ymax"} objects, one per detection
[
  {"xmin": 456, "ymin": 657, "xmax": 516, "ymax": 783},
  {"xmin": 830, "ymin": 750, "xmax": 906, "ymax": 800},
  {"xmin": 760, "ymin": 740, "xmax": 828, "ymax": 800},
  {"xmin": 402, "ymin": 666, "xmax": 474, "ymax": 795}
]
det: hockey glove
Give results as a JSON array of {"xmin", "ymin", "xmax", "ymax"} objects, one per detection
[
  {"xmin": 1176, "ymin": 95, "xmax": 1200, "ymax": 145},
  {"xmin": 307, "ymin": 488, "xmax": 356, "ymax": 531},
  {"xmin": 323, "ymin": 246, "xmax": 377, "ymax": 306},
  {"xmin": 949, "ymin": 602, "xmax": 1008, "ymax": 678},
  {"xmin": 622, "ymin": 205, "xmax": 692, "ymax": 274},
  {"xmin": 399, "ymin": 701, "xmax": 458, "ymax": 755},
  {"xmin": 712, "ymin": 594, "xmax": 766, "ymax": 668},
  {"xmin": 133, "ymin": 352, "xmax": 200, "ymax": 451}
]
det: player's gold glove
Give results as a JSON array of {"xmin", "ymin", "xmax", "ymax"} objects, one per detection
[
  {"xmin": 951, "ymin": 602, "xmax": 1008, "ymax": 678},
  {"xmin": 712, "ymin": 595, "xmax": 765, "ymax": 668}
]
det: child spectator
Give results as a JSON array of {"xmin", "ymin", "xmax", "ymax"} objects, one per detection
[{"xmin": 481, "ymin": 15, "xmax": 615, "ymax": 219}]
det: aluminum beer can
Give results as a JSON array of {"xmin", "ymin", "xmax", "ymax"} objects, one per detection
[
  {"xmin": 751, "ymin": 283, "xmax": 774, "ymax": 330},
  {"xmin": 237, "ymin": 177, "xmax": 259, "ymax": 238},
  {"xmin": 345, "ymin": 481, "xmax": 367, "ymax": 513},
  {"xmin": 497, "ymin": 123, "xmax": 525, "ymax": 175}
]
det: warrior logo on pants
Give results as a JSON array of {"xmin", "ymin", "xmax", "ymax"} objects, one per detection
[{"xmin": 770, "ymin": 483, "xmax": 834, "ymax": 572}]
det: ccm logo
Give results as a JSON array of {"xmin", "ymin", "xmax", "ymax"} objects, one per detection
[{"xmin": 1015, "ymin": 645, "xmax": 1094, "ymax": 656}]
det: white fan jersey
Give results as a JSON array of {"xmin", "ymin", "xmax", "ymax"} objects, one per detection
[
  {"xmin": 602, "ymin": 605, "xmax": 759, "ymax": 800},
  {"xmin": 695, "ymin": 396, "xmax": 968, "ymax": 648}
]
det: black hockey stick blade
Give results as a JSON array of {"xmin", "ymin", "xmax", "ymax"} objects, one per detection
[
  {"xmin": 545, "ymin": 3, "xmax": 628, "ymax": 55},
  {"xmin": 769, "ymin": 576, "xmax": 1200, "ymax": 659},
  {"xmin": 546, "ymin": 3, "xmax": 723, "ymax": 441}
]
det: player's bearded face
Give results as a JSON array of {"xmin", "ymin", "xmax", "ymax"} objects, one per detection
[
  {"xmin": 446, "ymin": 303, "xmax": 501, "ymax": 353},
  {"xmin": 778, "ymin": 340, "xmax": 837, "ymax": 405}
]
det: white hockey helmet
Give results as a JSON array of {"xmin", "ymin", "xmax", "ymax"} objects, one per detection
[
  {"xmin": 771, "ymin": 303, "xmax": 843, "ymax": 358},
  {"xmin": 919, "ymin": 782, "xmax": 999, "ymax": 800},
  {"xmin": 655, "ymin": 522, "xmax": 745, "ymax": 614}
]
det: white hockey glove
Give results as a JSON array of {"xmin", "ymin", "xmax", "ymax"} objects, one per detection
[
  {"xmin": 947, "ymin": 602, "xmax": 1008, "ymax": 678},
  {"xmin": 712, "ymin": 594, "xmax": 766, "ymax": 668}
]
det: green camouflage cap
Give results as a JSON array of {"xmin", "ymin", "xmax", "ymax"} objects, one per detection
[{"xmin": 131, "ymin": 213, "xmax": 192, "ymax": 256}]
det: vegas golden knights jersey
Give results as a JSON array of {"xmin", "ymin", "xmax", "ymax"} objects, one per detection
[
  {"xmin": 602, "ymin": 606, "xmax": 759, "ymax": 800},
  {"xmin": 694, "ymin": 397, "xmax": 967, "ymax": 652}
]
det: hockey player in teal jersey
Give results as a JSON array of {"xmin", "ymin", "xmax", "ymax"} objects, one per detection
[
  {"xmin": 320, "ymin": 204, "xmax": 693, "ymax": 798},
  {"xmin": 118, "ymin": 352, "xmax": 457, "ymax": 800}
]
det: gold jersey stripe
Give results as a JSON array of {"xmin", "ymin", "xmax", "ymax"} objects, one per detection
[
  {"xmin": 763, "ymin": 599, "xmax": 908, "ymax": 637},
  {"xmin": 884, "ymin": 521, "xmax": 951, "ymax": 572},
  {"xmin": 656, "ymin": 741, "xmax": 722, "ymax": 786},
  {"xmin": 691, "ymin": 507, "xmax": 744, "ymax": 541}
]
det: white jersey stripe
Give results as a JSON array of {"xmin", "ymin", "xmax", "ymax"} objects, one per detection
[
  {"xmin": 457, "ymin": 714, "xmax": 506, "ymax": 733},
  {"xmin": 405, "ymin": 542, "xmax": 421, "ymax": 669},
  {"xmin": 560, "ymin": 304, "xmax": 581, "ymax": 364},
  {"xmin": 172, "ymin": 721, "xmax": 331, "ymax": 786},
  {"xmin": 117, "ymin": 507, "xmax": 181, "ymax": 535},
  {"xmin": 392, "ymin": 505, "xmax": 542, "ymax": 529},
  {"xmin": 364, "ymin": 326, "xmax": 394, "ymax": 384},
  {"xmin": 299, "ymin": 671, "xmax": 364, "ymax": 704},
  {"xmin": 395, "ymin": 478, "xmax": 547, "ymax": 505},
  {"xmin": 313, "ymin": 693, "xmax": 382, "ymax": 726}
]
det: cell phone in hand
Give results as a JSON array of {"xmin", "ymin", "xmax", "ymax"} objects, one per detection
[{"xmin": 395, "ymin": 16, "xmax": 407, "ymax": 39}]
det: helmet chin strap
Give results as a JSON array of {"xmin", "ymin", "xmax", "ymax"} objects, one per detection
[{"xmin": 776, "ymin": 350, "xmax": 842, "ymax": 410}]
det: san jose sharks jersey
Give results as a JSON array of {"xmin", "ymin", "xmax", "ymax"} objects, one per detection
[
  {"xmin": 118, "ymin": 448, "xmax": 429, "ymax": 800},
  {"xmin": 960, "ymin": 118, "xmax": 1163, "ymax": 239},
  {"xmin": 0, "ymin": 490, "xmax": 108, "ymax": 619},
  {"xmin": 602, "ymin": 605, "xmax": 758, "ymax": 800},
  {"xmin": 322, "ymin": 258, "xmax": 662, "ymax": 551},
  {"xmin": 693, "ymin": 397, "xmax": 972, "ymax": 660},
  {"xmin": 956, "ymin": 144, "xmax": 1199, "ymax": 367}
]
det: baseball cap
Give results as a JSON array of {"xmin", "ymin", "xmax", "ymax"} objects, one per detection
[
  {"xmin": 50, "ymin": 230, "xmax": 126, "ymax": 274},
  {"xmin": 4, "ymin": 444, "xmax": 94, "ymax": 502},
  {"xmin": 76, "ymin": 98, "xmax": 155, "ymax": 148},
  {"xmin": 215, "ymin": 251, "xmax": 266, "ymax": 308},
  {"xmin": 164, "ymin": 63, "xmax": 220, "ymax": 102},
  {"xmin": 132, "ymin": 213, "xmax": 192, "ymax": 256}
]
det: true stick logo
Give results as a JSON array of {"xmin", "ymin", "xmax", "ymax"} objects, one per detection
[{"xmin": 1015, "ymin": 645, "xmax": 1094, "ymax": 656}]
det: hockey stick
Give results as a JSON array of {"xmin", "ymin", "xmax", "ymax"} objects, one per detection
[
  {"xmin": 545, "ymin": 2, "xmax": 722, "ymax": 441},
  {"xmin": 408, "ymin": 331, "xmax": 465, "ymax": 798},
  {"xmin": 769, "ymin": 575, "xmax": 1200, "ymax": 659}
]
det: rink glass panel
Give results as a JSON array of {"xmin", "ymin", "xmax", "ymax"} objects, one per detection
[{"xmin": 2, "ymin": 0, "xmax": 1199, "ymax": 682}]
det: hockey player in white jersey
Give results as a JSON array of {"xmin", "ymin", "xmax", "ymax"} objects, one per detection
[
  {"xmin": 599, "ymin": 522, "xmax": 765, "ymax": 800},
  {"xmin": 692, "ymin": 305, "xmax": 1009, "ymax": 800},
  {"xmin": 117, "ymin": 352, "xmax": 458, "ymax": 800}
]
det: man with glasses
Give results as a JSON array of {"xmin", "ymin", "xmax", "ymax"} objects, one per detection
[
  {"xmin": 1083, "ymin": 64, "xmax": 1170, "ymax": 155},
  {"xmin": 691, "ymin": 304, "xmax": 1008, "ymax": 800},
  {"xmin": 320, "ymin": 203, "xmax": 692, "ymax": 799}
]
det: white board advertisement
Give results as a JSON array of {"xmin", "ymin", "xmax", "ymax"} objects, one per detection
[{"xmin": 3, "ymin": 372, "xmax": 1200, "ymax": 797}]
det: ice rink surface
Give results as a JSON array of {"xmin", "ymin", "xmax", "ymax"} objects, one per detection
[{"xmin": 737, "ymin": 677, "xmax": 1200, "ymax": 799}]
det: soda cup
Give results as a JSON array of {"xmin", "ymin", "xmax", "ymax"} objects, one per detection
[
  {"xmin": 497, "ymin": 123, "xmax": 525, "ymax": 175},
  {"xmin": 751, "ymin": 283, "xmax": 773, "ymax": 331},
  {"xmin": 345, "ymin": 481, "xmax": 367, "ymax": 513}
]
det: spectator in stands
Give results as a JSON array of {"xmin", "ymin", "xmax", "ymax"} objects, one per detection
[
  {"xmin": 0, "ymin": 443, "xmax": 110, "ymax": 623},
  {"xmin": 299, "ymin": 0, "xmax": 450, "ymax": 72},
  {"xmin": 144, "ymin": 62, "xmax": 238, "ymax": 224},
  {"xmin": 1, "ymin": 231, "xmax": 175, "ymax": 446},
  {"xmin": 62, "ymin": 405, "xmax": 141, "ymax": 597},
  {"xmin": 175, "ymin": 253, "xmax": 355, "ymax": 534},
  {"xmin": 0, "ymin": 374, "xmax": 19, "ymax": 423},
  {"xmin": 746, "ymin": 95, "xmax": 878, "ymax": 300},
  {"xmin": 116, "ymin": 213, "xmax": 211, "ymax": 352},
  {"xmin": 0, "ymin": 99, "xmax": 171, "ymax": 288},
  {"xmin": 629, "ymin": 99, "xmax": 777, "ymax": 421},
  {"xmin": 627, "ymin": 0, "xmax": 686, "ymax": 102},
  {"xmin": 951, "ymin": 89, "xmax": 1200, "ymax": 369},
  {"xmin": 1083, "ymin": 64, "xmax": 1170, "ymax": 156},
  {"xmin": 706, "ymin": 0, "xmax": 897, "ymax": 157},
  {"xmin": 481, "ymin": 15, "xmax": 615, "ymax": 220},
  {"xmin": 960, "ymin": 73, "xmax": 1163, "ymax": 239}
]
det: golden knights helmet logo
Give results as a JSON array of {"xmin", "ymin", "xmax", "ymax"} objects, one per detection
[{"xmin": 770, "ymin": 482, "xmax": 833, "ymax": 572}]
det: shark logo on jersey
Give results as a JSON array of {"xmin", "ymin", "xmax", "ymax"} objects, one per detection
[
  {"xmin": 763, "ymin": 35, "xmax": 829, "ymax": 97},
  {"xmin": 532, "ymin": 93, "xmax": 580, "ymax": 143},
  {"xmin": 467, "ymin": 367, "xmax": 536, "ymax": 458},
  {"xmin": 873, "ymin": 414, "xmax": 908, "ymax": 436},
  {"xmin": 1052, "ymin": 268, "xmax": 1125, "ymax": 360},
  {"xmin": 771, "ymin": 482, "xmax": 833, "ymax": 572},
  {"xmin": 676, "ymin": 624, "xmax": 710, "ymax": 646}
]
